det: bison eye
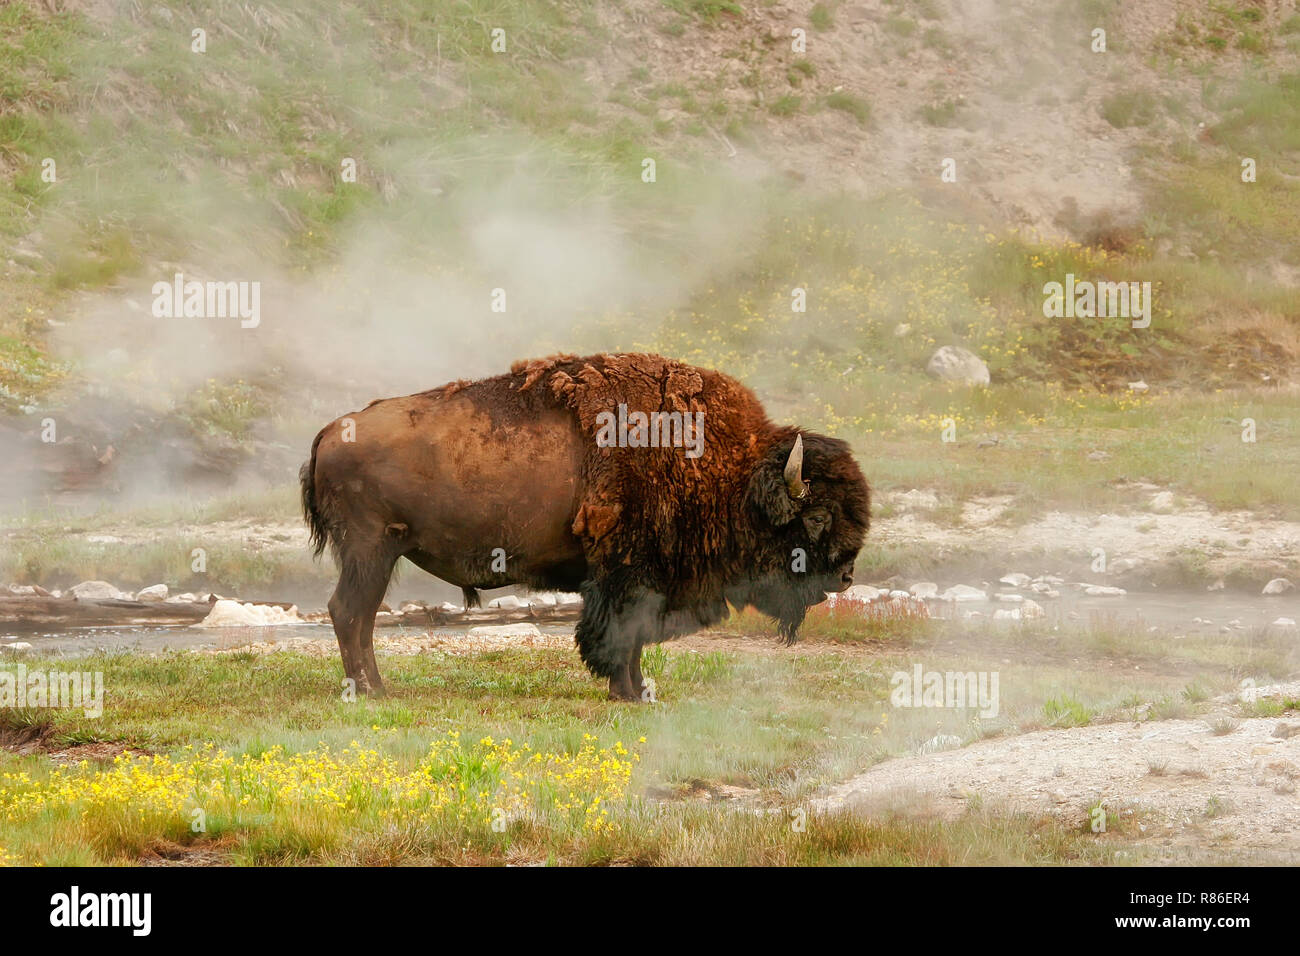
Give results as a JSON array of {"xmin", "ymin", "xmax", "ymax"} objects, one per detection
[{"xmin": 802, "ymin": 510, "xmax": 830, "ymax": 541}]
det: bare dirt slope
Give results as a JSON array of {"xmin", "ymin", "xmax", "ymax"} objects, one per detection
[
  {"xmin": 596, "ymin": 0, "xmax": 1300, "ymax": 236},
  {"xmin": 813, "ymin": 681, "xmax": 1300, "ymax": 860}
]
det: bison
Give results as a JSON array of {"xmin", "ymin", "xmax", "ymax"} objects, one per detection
[{"xmin": 300, "ymin": 352, "xmax": 870, "ymax": 700}]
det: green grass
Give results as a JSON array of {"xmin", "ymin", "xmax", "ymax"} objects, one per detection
[
  {"xmin": 823, "ymin": 91, "xmax": 872, "ymax": 125},
  {"xmin": 1101, "ymin": 89, "xmax": 1159, "ymax": 128},
  {"xmin": 1043, "ymin": 695, "xmax": 1093, "ymax": 728},
  {"xmin": 919, "ymin": 98, "xmax": 961, "ymax": 126},
  {"xmin": 1, "ymin": 607, "xmax": 1292, "ymax": 865}
]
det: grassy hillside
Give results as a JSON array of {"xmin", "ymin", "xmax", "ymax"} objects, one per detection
[{"xmin": 0, "ymin": 0, "xmax": 1297, "ymax": 528}]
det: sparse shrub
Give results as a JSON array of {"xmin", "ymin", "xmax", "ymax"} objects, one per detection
[
  {"xmin": 825, "ymin": 91, "xmax": 871, "ymax": 125},
  {"xmin": 1150, "ymin": 695, "xmax": 1189, "ymax": 721},
  {"xmin": 885, "ymin": 16, "xmax": 917, "ymax": 37},
  {"xmin": 1101, "ymin": 89, "xmax": 1159, "ymax": 128},
  {"xmin": 1203, "ymin": 795, "xmax": 1230, "ymax": 818},
  {"xmin": 1043, "ymin": 695, "xmax": 1092, "ymax": 728},
  {"xmin": 770, "ymin": 94, "xmax": 801, "ymax": 117},
  {"xmin": 919, "ymin": 99, "xmax": 960, "ymax": 126},
  {"xmin": 1207, "ymin": 715, "xmax": 1239, "ymax": 736}
]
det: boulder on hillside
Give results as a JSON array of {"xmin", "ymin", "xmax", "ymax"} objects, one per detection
[{"xmin": 925, "ymin": 346, "xmax": 990, "ymax": 386}]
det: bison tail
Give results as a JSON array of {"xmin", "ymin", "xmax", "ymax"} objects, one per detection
[{"xmin": 300, "ymin": 429, "xmax": 331, "ymax": 560}]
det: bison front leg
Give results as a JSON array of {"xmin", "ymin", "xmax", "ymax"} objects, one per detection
[
  {"xmin": 577, "ymin": 581, "xmax": 660, "ymax": 703},
  {"xmin": 607, "ymin": 662, "xmax": 638, "ymax": 702},
  {"xmin": 628, "ymin": 639, "xmax": 646, "ymax": 700}
]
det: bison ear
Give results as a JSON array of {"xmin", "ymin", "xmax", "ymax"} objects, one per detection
[{"xmin": 747, "ymin": 447, "xmax": 802, "ymax": 527}]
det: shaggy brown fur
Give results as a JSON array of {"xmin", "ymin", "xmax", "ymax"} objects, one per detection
[{"xmin": 302, "ymin": 353, "xmax": 870, "ymax": 700}]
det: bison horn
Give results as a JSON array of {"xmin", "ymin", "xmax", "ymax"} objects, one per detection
[{"xmin": 784, "ymin": 434, "xmax": 808, "ymax": 499}]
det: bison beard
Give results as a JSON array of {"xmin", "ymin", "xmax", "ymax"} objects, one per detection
[{"xmin": 301, "ymin": 353, "xmax": 871, "ymax": 700}]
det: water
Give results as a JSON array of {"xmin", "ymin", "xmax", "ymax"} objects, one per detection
[
  {"xmin": 2, "ymin": 592, "xmax": 1296, "ymax": 657},
  {"xmin": 929, "ymin": 590, "xmax": 1300, "ymax": 632}
]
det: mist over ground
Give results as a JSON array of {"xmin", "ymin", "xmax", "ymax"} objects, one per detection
[{"xmin": 0, "ymin": 0, "xmax": 1297, "ymax": 874}]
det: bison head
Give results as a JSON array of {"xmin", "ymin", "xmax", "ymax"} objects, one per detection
[{"xmin": 727, "ymin": 431, "xmax": 871, "ymax": 643}]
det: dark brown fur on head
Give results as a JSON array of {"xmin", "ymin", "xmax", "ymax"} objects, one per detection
[{"xmin": 729, "ymin": 429, "xmax": 871, "ymax": 643}]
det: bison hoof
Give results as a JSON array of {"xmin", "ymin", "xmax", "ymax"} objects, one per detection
[{"xmin": 607, "ymin": 681, "xmax": 641, "ymax": 703}]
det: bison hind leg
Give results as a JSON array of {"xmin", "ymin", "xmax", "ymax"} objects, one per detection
[
  {"xmin": 328, "ymin": 549, "xmax": 398, "ymax": 696},
  {"xmin": 461, "ymin": 586, "xmax": 481, "ymax": 610}
]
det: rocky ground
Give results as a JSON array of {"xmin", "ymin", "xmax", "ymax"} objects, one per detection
[{"xmin": 813, "ymin": 681, "xmax": 1300, "ymax": 861}]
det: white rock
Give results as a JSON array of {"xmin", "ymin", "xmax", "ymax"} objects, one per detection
[
  {"xmin": 1110, "ymin": 557, "xmax": 1142, "ymax": 573},
  {"xmin": 85, "ymin": 534, "xmax": 123, "ymax": 544},
  {"xmin": 1149, "ymin": 491, "xmax": 1175, "ymax": 513},
  {"xmin": 1033, "ymin": 575, "xmax": 1065, "ymax": 585},
  {"xmin": 889, "ymin": 589, "xmax": 910, "ymax": 600},
  {"xmin": 166, "ymin": 592, "xmax": 198, "ymax": 603},
  {"xmin": 941, "ymin": 585, "xmax": 987, "ymax": 602},
  {"xmin": 999, "ymin": 573, "xmax": 1030, "ymax": 587},
  {"xmin": 6, "ymin": 584, "xmax": 38, "ymax": 595},
  {"xmin": 1021, "ymin": 599, "xmax": 1046, "ymax": 619},
  {"xmin": 893, "ymin": 322, "xmax": 912, "ymax": 337},
  {"xmin": 439, "ymin": 602, "xmax": 459, "ymax": 612},
  {"xmin": 841, "ymin": 585, "xmax": 883, "ymax": 603},
  {"xmin": 895, "ymin": 489, "xmax": 939, "ymax": 511},
  {"xmin": 1084, "ymin": 585, "xmax": 1127, "ymax": 597},
  {"xmin": 0, "ymin": 642, "xmax": 33, "ymax": 652},
  {"xmin": 925, "ymin": 345, "xmax": 990, "ymax": 386},
  {"xmin": 467, "ymin": 623, "xmax": 543, "ymax": 639},
  {"xmin": 136, "ymin": 584, "xmax": 168, "ymax": 602},
  {"xmin": 963, "ymin": 610, "xmax": 984, "ymax": 619},
  {"xmin": 1262, "ymin": 578, "xmax": 1294, "ymax": 596},
  {"xmin": 555, "ymin": 592, "xmax": 582, "ymax": 606},
  {"xmin": 996, "ymin": 593, "xmax": 1023, "ymax": 603},
  {"xmin": 196, "ymin": 600, "xmax": 304, "ymax": 627},
  {"xmin": 527, "ymin": 592, "xmax": 558, "ymax": 607},
  {"xmin": 1127, "ymin": 380, "xmax": 1149, "ymax": 392},
  {"xmin": 908, "ymin": 582, "xmax": 939, "ymax": 599},
  {"xmin": 69, "ymin": 580, "xmax": 126, "ymax": 601},
  {"xmin": 994, "ymin": 608, "xmax": 1021, "ymax": 620},
  {"xmin": 1273, "ymin": 617, "xmax": 1297, "ymax": 630},
  {"xmin": 399, "ymin": 602, "xmax": 426, "ymax": 614},
  {"xmin": 488, "ymin": 595, "xmax": 524, "ymax": 610}
]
